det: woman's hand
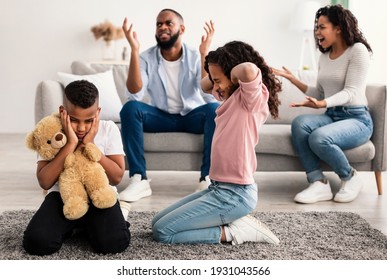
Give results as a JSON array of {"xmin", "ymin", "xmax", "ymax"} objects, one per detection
[
  {"xmin": 290, "ymin": 96, "xmax": 327, "ymax": 109},
  {"xmin": 272, "ymin": 66, "xmax": 296, "ymax": 81}
]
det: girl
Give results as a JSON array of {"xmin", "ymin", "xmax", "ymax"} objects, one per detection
[
  {"xmin": 152, "ymin": 41, "xmax": 281, "ymax": 245},
  {"xmin": 273, "ymin": 5, "xmax": 373, "ymax": 203}
]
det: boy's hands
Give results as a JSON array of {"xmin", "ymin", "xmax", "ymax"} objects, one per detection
[
  {"xmin": 60, "ymin": 108, "xmax": 78, "ymax": 149},
  {"xmin": 81, "ymin": 109, "xmax": 100, "ymax": 146}
]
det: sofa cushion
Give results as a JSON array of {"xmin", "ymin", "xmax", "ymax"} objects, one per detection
[
  {"xmin": 257, "ymin": 124, "xmax": 375, "ymax": 162},
  {"xmin": 58, "ymin": 70, "xmax": 122, "ymax": 122},
  {"xmin": 71, "ymin": 60, "xmax": 129, "ymax": 105}
]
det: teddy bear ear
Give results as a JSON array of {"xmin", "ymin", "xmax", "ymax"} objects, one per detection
[{"xmin": 25, "ymin": 131, "xmax": 36, "ymax": 151}]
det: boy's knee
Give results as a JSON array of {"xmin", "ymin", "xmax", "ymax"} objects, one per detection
[
  {"xmin": 91, "ymin": 229, "xmax": 131, "ymax": 254},
  {"xmin": 23, "ymin": 231, "xmax": 61, "ymax": 256}
]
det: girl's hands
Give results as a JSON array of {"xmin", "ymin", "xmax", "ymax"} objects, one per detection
[{"xmin": 290, "ymin": 96, "xmax": 327, "ymax": 109}]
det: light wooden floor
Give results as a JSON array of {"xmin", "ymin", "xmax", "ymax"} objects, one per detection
[{"xmin": 1, "ymin": 133, "xmax": 386, "ymax": 235}]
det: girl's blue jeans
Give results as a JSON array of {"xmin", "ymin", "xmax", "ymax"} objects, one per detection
[
  {"xmin": 291, "ymin": 106, "xmax": 373, "ymax": 183},
  {"xmin": 152, "ymin": 181, "xmax": 258, "ymax": 244}
]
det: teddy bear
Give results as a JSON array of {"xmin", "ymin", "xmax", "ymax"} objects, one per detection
[{"xmin": 26, "ymin": 113, "xmax": 117, "ymax": 220}]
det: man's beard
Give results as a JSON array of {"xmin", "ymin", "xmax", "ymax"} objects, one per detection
[{"xmin": 156, "ymin": 31, "xmax": 180, "ymax": 50}]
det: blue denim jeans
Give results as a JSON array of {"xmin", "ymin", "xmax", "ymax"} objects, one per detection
[
  {"xmin": 291, "ymin": 106, "xmax": 373, "ymax": 183},
  {"xmin": 152, "ymin": 181, "xmax": 258, "ymax": 244},
  {"xmin": 120, "ymin": 101, "xmax": 218, "ymax": 179}
]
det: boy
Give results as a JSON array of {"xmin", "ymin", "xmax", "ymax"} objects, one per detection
[{"xmin": 23, "ymin": 80, "xmax": 130, "ymax": 255}]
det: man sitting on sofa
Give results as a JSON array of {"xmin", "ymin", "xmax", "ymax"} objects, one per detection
[{"xmin": 119, "ymin": 9, "xmax": 219, "ymax": 202}]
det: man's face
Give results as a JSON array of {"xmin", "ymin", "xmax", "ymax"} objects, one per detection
[{"xmin": 155, "ymin": 11, "xmax": 184, "ymax": 50}]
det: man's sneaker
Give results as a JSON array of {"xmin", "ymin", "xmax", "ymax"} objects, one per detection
[
  {"xmin": 195, "ymin": 175, "xmax": 211, "ymax": 192},
  {"xmin": 334, "ymin": 170, "xmax": 363, "ymax": 203},
  {"xmin": 119, "ymin": 200, "xmax": 131, "ymax": 221},
  {"xmin": 294, "ymin": 180, "xmax": 333, "ymax": 204},
  {"xmin": 119, "ymin": 174, "xmax": 152, "ymax": 202},
  {"xmin": 228, "ymin": 215, "xmax": 280, "ymax": 245}
]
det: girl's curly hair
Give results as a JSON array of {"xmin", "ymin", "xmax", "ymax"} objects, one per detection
[
  {"xmin": 314, "ymin": 4, "xmax": 372, "ymax": 53},
  {"xmin": 204, "ymin": 40, "xmax": 281, "ymax": 119}
]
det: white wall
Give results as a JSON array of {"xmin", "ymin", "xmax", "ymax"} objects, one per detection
[{"xmin": 1, "ymin": 0, "xmax": 384, "ymax": 133}]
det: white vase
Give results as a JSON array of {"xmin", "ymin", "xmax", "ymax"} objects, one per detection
[{"xmin": 102, "ymin": 40, "xmax": 115, "ymax": 60}]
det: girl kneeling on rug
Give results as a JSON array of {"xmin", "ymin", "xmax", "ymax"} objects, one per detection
[{"xmin": 152, "ymin": 41, "xmax": 281, "ymax": 245}]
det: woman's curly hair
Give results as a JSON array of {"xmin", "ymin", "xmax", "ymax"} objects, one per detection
[
  {"xmin": 204, "ymin": 40, "xmax": 281, "ymax": 119},
  {"xmin": 314, "ymin": 4, "xmax": 372, "ymax": 53}
]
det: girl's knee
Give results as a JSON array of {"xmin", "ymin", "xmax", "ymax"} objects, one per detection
[{"xmin": 152, "ymin": 223, "xmax": 172, "ymax": 244}]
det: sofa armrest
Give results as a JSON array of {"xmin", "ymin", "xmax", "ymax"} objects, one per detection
[
  {"xmin": 366, "ymin": 84, "xmax": 387, "ymax": 171},
  {"xmin": 35, "ymin": 80, "xmax": 64, "ymax": 123}
]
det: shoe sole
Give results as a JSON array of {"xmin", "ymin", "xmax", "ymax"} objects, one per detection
[
  {"xmin": 120, "ymin": 189, "xmax": 152, "ymax": 202},
  {"xmin": 294, "ymin": 193, "xmax": 333, "ymax": 204},
  {"xmin": 238, "ymin": 216, "xmax": 280, "ymax": 245}
]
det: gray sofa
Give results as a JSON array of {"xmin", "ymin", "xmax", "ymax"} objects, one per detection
[{"xmin": 35, "ymin": 60, "xmax": 387, "ymax": 195}]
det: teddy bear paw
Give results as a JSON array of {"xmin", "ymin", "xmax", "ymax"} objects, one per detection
[
  {"xmin": 63, "ymin": 196, "xmax": 89, "ymax": 220},
  {"xmin": 90, "ymin": 187, "xmax": 117, "ymax": 209}
]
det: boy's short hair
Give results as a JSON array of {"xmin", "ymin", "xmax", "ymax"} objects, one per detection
[{"xmin": 64, "ymin": 80, "xmax": 99, "ymax": 108}]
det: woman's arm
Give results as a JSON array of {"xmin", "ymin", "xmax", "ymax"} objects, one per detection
[{"xmin": 272, "ymin": 66, "xmax": 308, "ymax": 93}]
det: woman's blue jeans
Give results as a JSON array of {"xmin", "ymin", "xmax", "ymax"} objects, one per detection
[
  {"xmin": 152, "ymin": 181, "xmax": 258, "ymax": 244},
  {"xmin": 291, "ymin": 106, "xmax": 373, "ymax": 183},
  {"xmin": 120, "ymin": 101, "xmax": 218, "ymax": 179}
]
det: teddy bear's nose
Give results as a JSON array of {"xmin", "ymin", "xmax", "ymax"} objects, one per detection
[{"xmin": 55, "ymin": 134, "xmax": 63, "ymax": 141}]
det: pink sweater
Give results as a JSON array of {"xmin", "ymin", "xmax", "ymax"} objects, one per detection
[{"xmin": 209, "ymin": 71, "xmax": 269, "ymax": 185}]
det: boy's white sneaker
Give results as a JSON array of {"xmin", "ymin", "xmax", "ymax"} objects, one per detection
[
  {"xmin": 228, "ymin": 215, "xmax": 280, "ymax": 245},
  {"xmin": 119, "ymin": 174, "xmax": 152, "ymax": 202},
  {"xmin": 334, "ymin": 170, "xmax": 363, "ymax": 203},
  {"xmin": 294, "ymin": 180, "xmax": 333, "ymax": 204},
  {"xmin": 195, "ymin": 175, "xmax": 211, "ymax": 192}
]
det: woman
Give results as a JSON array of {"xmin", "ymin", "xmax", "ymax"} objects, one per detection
[{"xmin": 273, "ymin": 4, "xmax": 373, "ymax": 203}]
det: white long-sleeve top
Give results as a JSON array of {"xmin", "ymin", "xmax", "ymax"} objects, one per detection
[{"xmin": 306, "ymin": 42, "xmax": 371, "ymax": 108}]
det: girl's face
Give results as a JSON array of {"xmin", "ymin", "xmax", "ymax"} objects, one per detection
[
  {"xmin": 208, "ymin": 64, "xmax": 235, "ymax": 101},
  {"xmin": 315, "ymin": 15, "xmax": 341, "ymax": 49}
]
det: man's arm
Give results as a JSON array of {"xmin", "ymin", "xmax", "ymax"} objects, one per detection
[
  {"xmin": 199, "ymin": 20, "xmax": 215, "ymax": 79},
  {"xmin": 122, "ymin": 18, "xmax": 142, "ymax": 93}
]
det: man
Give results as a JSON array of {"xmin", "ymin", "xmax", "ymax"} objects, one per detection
[{"xmin": 119, "ymin": 9, "xmax": 218, "ymax": 202}]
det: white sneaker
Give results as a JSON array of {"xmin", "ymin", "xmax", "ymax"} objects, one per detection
[
  {"xmin": 195, "ymin": 175, "xmax": 211, "ymax": 192},
  {"xmin": 334, "ymin": 170, "xmax": 363, "ymax": 203},
  {"xmin": 294, "ymin": 180, "xmax": 333, "ymax": 204},
  {"xmin": 119, "ymin": 174, "xmax": 152, "ymax": 202},
  {"xmin": 119, "ymin": 200, "xmax": 131, "ymax": 221},
  {"xmin": 228, "ymin": 215, "xmax": 280, "ymax": 245}
]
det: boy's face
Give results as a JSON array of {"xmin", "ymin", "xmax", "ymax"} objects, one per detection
[
  {"xmin": 62, "ymin": 100, "xmax": 100, "ymax": 141},
  {"xmin": 208, "ymin": 64, "xmax": 235, "ymax": 101}
]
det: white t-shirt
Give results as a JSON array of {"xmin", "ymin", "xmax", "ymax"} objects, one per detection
[
  {"xmin": 38, "ymin": 120, "xmax": 125, "ymax": 193},
  {"xmin": 162, "ymin": 56, "xmax": 183, "ymax": 114}
]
